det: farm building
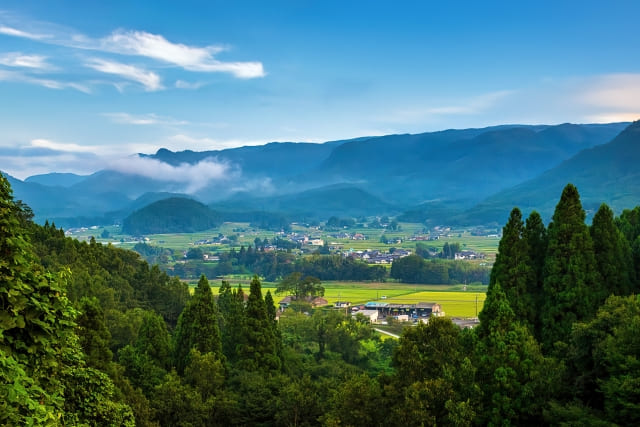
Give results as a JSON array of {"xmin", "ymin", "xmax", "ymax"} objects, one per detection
[
  {"xmin": 363, "ymin": 301, "xmax": 442, "ymax": 319},
  {"xmin": 357, "ymin": 309, "xmax": 379, "ymax": 323}
]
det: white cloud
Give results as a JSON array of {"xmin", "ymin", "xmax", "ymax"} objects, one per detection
[
  {"xmin": 0, "ymin": 25, "xmax": 51, "ymax": 40},
  {"xmin": 107, "ymin": 155, "xmax": 233, "ymax": 193},
  {"xmin": 0, "ymin": 69, "xmax": 90, "ymax": 93},
  {"xmin": 0, "ymin": 52, "xmax": 51, "ymax": 69},
  {"xmin": 30, "ymin": 138, "xmax": 99, "ymax": 153},
  {"xmin": 175, "ymin": 79, "xmax": 205, "ymax": 89},
  {"xmin": 85, "ymin": 58, "xmax": 162, "ymax": 91},
  {"xmin": 101, "ymin": 30, "xmax": 265, "ymax": 78},
  {"xmin": 103, "ymin": 112, "xmax": 188, "ymax": 126}
]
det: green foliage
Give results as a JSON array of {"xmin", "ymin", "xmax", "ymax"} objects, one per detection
[
  {"xmin": 237, "ymin": 276, "xmax": 281, "ymax": 371},
  {"xmin": 172, "ymin": 275, "xmax": 222, "ymax": 373},
  {"xmin": 565, "ymin": 294, "xmax": 640, "ymax": 424},
  {"xmin": 591, "ymin": 203, "xmax": 635, "ymax": 296},
  {"xmin": 489, "ymin": 208, "xmax": 536, "ymax": 331},
  {"xmin": 122, "ymin": 197, "xmax": 222, "ymax": 235},
  {"xmin": 77, "ymin": 297, "xmax": 113, "ymax": 371},
  {"xmin": 391, "ymin": 254, "xmax": 489, "ymax": 284},
  {"xmin": 476, "ymin": 283, "xmax": 560, "ymax": 425},
  {"xmin": 276, "ymin": 272, "xmax": 324, "ymax": 299},
  {"xmin": 541, "ymin": 183, "xmax": 602, "ymax": 350},
  {"xmin": 0, "ymin": 174, "xmax": 131, "ymax": 425}
]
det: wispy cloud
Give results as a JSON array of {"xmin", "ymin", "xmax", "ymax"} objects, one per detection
[
  {"xmin": 175, "ymin": 79, "xmax": 205, "ymax": 90},
  {"xmin": 0, "ymin": 13, "xmax": 265, "ymax": 93},
  {"xmin": 0, "ymin": 25, "xmax": 51, "ymax": 40},
  {"xmin": 108, "ymin": 156, "xmax": 234, "ymax": 193},
  {"xmin": 30, "ymin": 138, "xmax": 100, "ymax": 153},
  {"xmin": 85, "ymin": 58, "xmax": 162, "ymax": 91},
  {"xmin": 0, "ymin": 52, "xmax": 51, "ymax": 69},
  {"xmin": 0, "ymin": 69, "xmax": 90, "ymax": 93},
  {"xmin": 100, "ymin": 30, "xmax": 263, "ymax": 78},
  {"xmin": 385, "ymin": 90, "xmax": 515, "ymax": 124},
  {"xmin": 103, "ymin": 112, "xmax": 188, "ymax": 126}
]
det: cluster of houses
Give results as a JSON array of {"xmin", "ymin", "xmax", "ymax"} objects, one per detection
[{"xmin": 344, "ymin": 249, "xmax": 412, "ymax": 264}]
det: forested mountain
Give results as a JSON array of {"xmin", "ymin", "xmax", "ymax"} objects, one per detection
[
  {"xmin": 123, "ymin": 197, "xmax": 222, "ymax": 234},
  {"xmin": 3, "ymin": 172, "xmax": 640, "ymax": 425},
  {"xmin": 4, "ymin": 122, "xmax": 628, "ymax": 225},
  {"xmin": 461, "ymin": 120, "xmax": 640, "ymax": 225}
]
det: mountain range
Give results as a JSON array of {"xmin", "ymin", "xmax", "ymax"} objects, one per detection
[{"xmin": 4, "ymin": 120, "xmax": 638, "ymax": 228}]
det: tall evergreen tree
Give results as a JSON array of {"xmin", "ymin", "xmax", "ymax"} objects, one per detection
[
  {"xmin": 489, "ymin": 208, "xmax": 535, "ymax": 331},
  {"xmin": 591, "ymin": 203, "xmax": 634, "ymax": 296},
  {"xmin": 476, "ymin": 283, "xmax": 559, "ymax": 425},
  {"xmin": 616, "ymin": 206, "xmax": 640, "ymax": 290},
  {"xmin": 218, "ymin": 282, "xmax": 246, "ymax": 364},
  {"xmin": 237, "ymin": 275, "xmax": 281, "ymax": 371},
  {"xmin": 524, "ymin": 210, "xmax": 547, "ymax": 338},
  {"xmin": 540, "ymin": 184, "xmax": 602, "ymax": 351},
  {"xmin": 173, "ymin": 274, "xmax": 222, "ymax": 373}
]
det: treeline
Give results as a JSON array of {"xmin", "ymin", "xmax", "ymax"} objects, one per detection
[
  {"xmin": 390, "ymin": 255, "xmax": 490, "ymax": 284},
  {"xmin": 215, "ymin": 248, "xmax": 386, "ymax": 282}
]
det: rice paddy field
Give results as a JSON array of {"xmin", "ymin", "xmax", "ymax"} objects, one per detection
[{"xmin": 207, "ymin": 279, "xmax": 486, "ymax": 318}]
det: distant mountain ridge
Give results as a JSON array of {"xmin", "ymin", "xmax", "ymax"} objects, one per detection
[
  {"xmin": 3, "ymin": 121, "xmax": 633, "ymax": 227},
  {"xmin": 458, "ymin": 120, "xmax": 640, "ymax": 224}
]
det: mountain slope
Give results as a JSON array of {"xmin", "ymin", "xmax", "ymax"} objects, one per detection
[{"xmin": 459, "ymin": 120, "xmax": 640, "ymax": 224}]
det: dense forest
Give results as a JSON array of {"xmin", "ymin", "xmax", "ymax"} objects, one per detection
[{"xmin": 2, "ymin": 174, "xmax": 640, "ymax": 425}]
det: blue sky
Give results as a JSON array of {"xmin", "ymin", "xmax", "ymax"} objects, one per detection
[{"xmin": 1, "ymin": 1, "xmax": 640, "ymax": 179}]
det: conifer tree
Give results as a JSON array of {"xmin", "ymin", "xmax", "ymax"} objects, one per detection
[
  {"xmin": 218, "ymin": 282, "xmax": 246, "ymax": 364},
  {"xmin": 173, "ymin": 274, "xmax": 223, "ymax": 373},
  {"xmin": 476, "ymin": 283, "xmax": 558, "ymax": 425},
  {"xmin": 237, "ymin": 275, "xmax": 281, "ymax": 371},
  {"xmin": 524, "ymin": 210, "xmax": 547, "ymax": 337},
  {"xmin": 540, "ymin": 184, "xmax": 601, "ymax": 351},
  {"xmin": 489, "ymin": 208, "xmax": 535, "ymax": 331},
  {"xmin": 591, "ymin": 203, "xmax": 634, "ymax": 296}
]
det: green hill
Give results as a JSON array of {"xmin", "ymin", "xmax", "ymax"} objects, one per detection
[{"xmin": 122, "ymin": 197, "xmax": 221, "ymax": 234}]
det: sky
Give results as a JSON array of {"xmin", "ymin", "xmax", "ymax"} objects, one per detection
[{"xmin": 1, "ymin": 0, "xmax": 640, "ymax": 179}]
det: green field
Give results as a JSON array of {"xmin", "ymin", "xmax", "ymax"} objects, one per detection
[{"xmin": 206, "ymin": 279, "xmax": 486, "ymax": 318}]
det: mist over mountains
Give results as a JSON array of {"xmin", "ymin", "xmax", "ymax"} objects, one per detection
[{"xmin": 4, "ymin": 121, "xmax": 637, "ymax": 228}]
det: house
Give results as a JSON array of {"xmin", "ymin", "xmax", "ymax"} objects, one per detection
[
  {"xmin": 356, "ymin": 309, "xmax": 379, "ymax": 323},
  {"xmin": 334, "ymin": 301, "xmax": 351, "ymax": 308}
]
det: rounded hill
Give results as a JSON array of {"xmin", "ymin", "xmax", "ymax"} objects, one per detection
[{"xmin": 122, "ymin": 197, "xmax": 221, "ymax": 235}]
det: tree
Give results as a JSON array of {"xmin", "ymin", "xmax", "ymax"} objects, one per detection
[
  {"xmin": 237, "ymin": 275, "xmax": 281, "ymax": 371},
  {"xmin": 591, "ymin": 203, "xmax": 634, "ymax": 296},
  {"xmin": 523, "ymin": 210, "xmax": 547, "ymax": 337},
  {"xmin": 76, "ymin": 297, "xmax": 113, "ymax": 371},
  {"xmin": 276, "ymin": 272, "xmax": 324, "ymax": 300},
  {"xmin": 489, "ymin": 208, "xmax": 536, "ymax": 331},
  {"xmin": 476, "ymin": 283, "xmax": 559, "ymax": 425},
  {"xmin": 0, "ymin": 174, "xmax": 131, "ymax": 424},
  {"xmin": 218, "ymin": 282, "xmax": 246, "ymax": 364},
  {"xmin": 561, "ymin": 294, "xmax": 640, "ymax": 425},
  {"xmin": 173, "ymin": 275, "xmax": 222, "ymax": 373},
  {"xmin": 540, "ymin": 184, "xmax": 602, "ymax": 351}
]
